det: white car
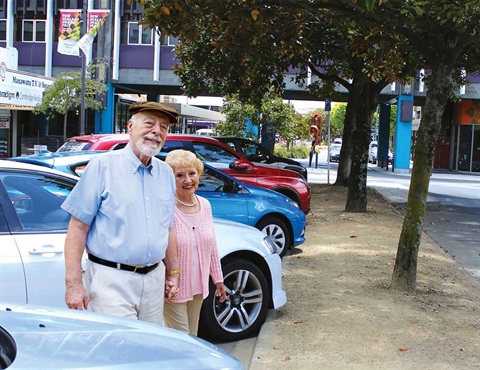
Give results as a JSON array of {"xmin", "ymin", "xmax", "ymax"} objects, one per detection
[
  {"xmin": 0, "ymin": 160, "xmax": 286, "ymax": 342},
  {"xmin": 0, "ymin": 303, "xmax": 244, "ymax": 369}
]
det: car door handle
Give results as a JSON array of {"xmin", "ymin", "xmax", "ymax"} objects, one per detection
[{"xmin": 29, "ymin": 245, "xmax": 64, "ymax": 255}]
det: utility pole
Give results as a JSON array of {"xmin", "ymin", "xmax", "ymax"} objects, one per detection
[
  {"xmin": 325, "ymin": 98, "xmax": 332, "ymax": 184},
  {"xmin": 79, "ymin": 0, "xmax": 87, "ymax": 135}
]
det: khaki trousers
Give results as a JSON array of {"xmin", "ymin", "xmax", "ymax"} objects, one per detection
[
  {"xmin": 85, "ymin": 259, "xmax": 166, "ymax": 325},
  {"xmin": 164, "ymin": 294, "xmax": 204, "ymax": 336}
]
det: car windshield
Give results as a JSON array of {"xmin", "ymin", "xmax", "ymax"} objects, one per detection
[
  {"xmin": 241, "ymin": 142, "xmax": 269, "ymax": 162},
  {"xmin": 57, "ymin": 141, "xmax": 92, "ymax": 152},
  {"xmin": 192, "ymin": 143, "xmax": 239, "ymax": 169}
]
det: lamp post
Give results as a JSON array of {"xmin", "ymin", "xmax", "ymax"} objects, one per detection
[{"xmin": 79, "ymin": 0, "xmax": 88, "ymax": 135}]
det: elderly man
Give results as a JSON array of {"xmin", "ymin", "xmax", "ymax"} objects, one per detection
[{"xmin": 62, "ymin": 101, "xmax": 180, "ymax": 325}]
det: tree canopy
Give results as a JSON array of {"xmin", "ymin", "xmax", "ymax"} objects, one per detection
[
  {"xmin": 218, "ymin": 90, "xmax": 298, "ymax": 142},
  {"xmin": 34, "ymin": 67, "xmax": 107, "ymax": 142},
  {"xmin": 141, "ymin": 0, "xmax": 480, "ymax": 291}
]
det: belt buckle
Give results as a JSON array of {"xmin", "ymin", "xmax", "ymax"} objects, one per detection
[{"xmin": 134, "ymin": 265, "xmax": 146, "ymax": 273}]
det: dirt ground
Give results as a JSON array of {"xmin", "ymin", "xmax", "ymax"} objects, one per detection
[{"xmin": 252, "ymin": 184, "xmax": 480, "ymax": 370}]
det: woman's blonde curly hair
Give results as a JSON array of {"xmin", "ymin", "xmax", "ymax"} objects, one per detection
[{"xmin": 165, "ymin": 149, "xmax": 204, "ymax": 176}]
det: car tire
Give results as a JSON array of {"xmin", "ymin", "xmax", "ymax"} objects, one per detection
[
  {"xmin": 256, "ymin": 217, "xmax": 291, "ymax": 258},
  {"xmin": 198, "ymin": 258, "xmax": 270, "ymax": 342}
]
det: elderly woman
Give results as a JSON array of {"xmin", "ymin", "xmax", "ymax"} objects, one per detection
[{"xmin": 164, "ymin": 149, "xmax": 227, "ymax": 336}]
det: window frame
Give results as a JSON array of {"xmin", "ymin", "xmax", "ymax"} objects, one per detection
[
  {"xmin": 22, "ymin": 19, "xmax": 46, "ymax": 43},
  {"xmin": 0, "ymin": 19, "xmax": 6, "ymax": 42},
  {"xmin": 127, "ymin": 21, "xmax": 153, "ymax": 46}
]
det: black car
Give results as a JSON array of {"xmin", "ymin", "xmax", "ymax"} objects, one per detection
[{"xmin": 216, "ymin": 137, "xmax": 308, "ymax": 180}]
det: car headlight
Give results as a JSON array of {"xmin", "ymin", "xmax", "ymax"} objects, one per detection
[{"xmin": 262, "ymin": 235, "xmax": 278, "ymax": 254}]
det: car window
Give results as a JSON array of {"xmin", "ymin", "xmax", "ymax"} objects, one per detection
[
  {"xmin": 198, "ymin": 167, "xmax": 236, "ymax": 193},
  {"xmin": 69, "ymin": 163, "xmax": 89, "ymax": 177},
  {"xmin": 0, "ymin": 208, "xmax": 7, "ymax": 232},
  {"xmin": 57, "ymin": 141, "xmax": 92, "ymax": 152},
  {"xmin": 161, "ymin": 140, "xmax": 185, "ymax": 153},
  {"xmin": 192, "ymin": 143, "xmax": 238, "ymax": 169},
  {"xmin": 222, "ymin": 141, "xmax": 236, "ymax": 151},
  {"xmin": 242, "ymin": 142, "xmax": 269, "ymax": 161},
  {"xmin": 111, "ymin": 142, "xmax": 127, "ymax": 150},
  {"xmin": 0, "ymin": 172, "xmax": 74, "ymax": 232}
]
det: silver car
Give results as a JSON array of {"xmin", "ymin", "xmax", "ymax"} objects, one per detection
[
  {"xmin": 0, "ymin": 303, "xmax": 244, "ymax": 369},
  {"xmin": 0, "ymin": 160, "xmax": 286, "ymax": 342}
]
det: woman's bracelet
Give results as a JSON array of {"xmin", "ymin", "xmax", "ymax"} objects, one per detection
[{"xmin": 166, "ymin": 269, "xmax": 180, "ymax": 275}]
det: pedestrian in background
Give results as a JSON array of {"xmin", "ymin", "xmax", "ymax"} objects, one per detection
[
  {"xmin": 62, "ymin": 101, "xmax": 180, "ymax": 325},
  {"xmin": 164, "ymin": 149, "xmax": 227, "ymax": 335}
]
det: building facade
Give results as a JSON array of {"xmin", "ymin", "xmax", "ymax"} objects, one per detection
[{"xmin": 0, "ymin": 1, "xmax": 478, "ymax": 172}]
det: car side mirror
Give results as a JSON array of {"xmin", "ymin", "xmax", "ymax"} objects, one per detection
[{"xmin": 230, "ymin": 160, "xmax": 252, "ymax": 171}]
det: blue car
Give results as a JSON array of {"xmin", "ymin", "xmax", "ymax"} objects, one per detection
[{"xmin": 7, "ymin": 151, "xmax": 306, "ymax": 257}]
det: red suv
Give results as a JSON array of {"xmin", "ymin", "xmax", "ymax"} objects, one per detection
[{"xmin": 57, "ymin": 134, "xmax": 311, "ymax": 213}]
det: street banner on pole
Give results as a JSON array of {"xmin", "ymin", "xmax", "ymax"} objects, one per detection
[
  {"xmin": 58, "ymin": 9, "xmax": 82, "ymax": 56},
  {"xmin": 77, "ymin": 10, "xmax": 110, "ymax": 56}
]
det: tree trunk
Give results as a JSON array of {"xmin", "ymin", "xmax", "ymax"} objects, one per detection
[
  {"xmin": 391, "ymin": 64, "xmax": 455, "ymax": 292},
  {"xmin": 345, "ymin": 80, "xmax": 379, "ymax": 212},
  {"xmin": 335, "ymin": 100, "xmax": 356, "ymax": 186}
]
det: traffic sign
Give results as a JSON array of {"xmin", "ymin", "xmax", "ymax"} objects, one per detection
[{"xmin": 325, "ymin": 98, "xmax": 332, "ymax": 111}]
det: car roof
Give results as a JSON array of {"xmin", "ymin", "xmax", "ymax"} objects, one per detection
[
  {"xmin": 216, "ymin": 136, "xmax": 256, "ymax": 142},
  {"xmin": 8, "ymin": 151, "xmax": 105, "ymax": 167},
  {"xmin": 0, "ymin": 158, "xmax": 79, "ymax": 180},
  {"xmin": 67, "ymin": 133, "xmax": 130, "ymax": 143}
]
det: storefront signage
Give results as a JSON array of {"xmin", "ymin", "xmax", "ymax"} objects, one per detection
[
  {"xmin": 0, "ymin": 67, "xmax": 54, "ymax": 107},
  {"xmin": 0, "ymin": 117, "xmax": 9, "ymax": 129}
]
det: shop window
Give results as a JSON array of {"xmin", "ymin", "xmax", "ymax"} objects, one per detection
[
  {"xmin": 22, "ymin": 19, "xmax": 46, "ymax": 42},
  {"xmin": 160, "ymin": 35, "xmax": 179, "ymax": 46},
  {"xmin": 0, "ymin": 20, "xmax": 6, "ymax": 42},
  {"xmin": 127, "ymin": 22, "xmax": 152, "ymax": 45},
  {"xmin": 473, "ymin": 125, "xmax": 480, "ymax": 172},
  {"xmin": 457, "ymin": 125, "xmax": 472, "ymax": 171}
]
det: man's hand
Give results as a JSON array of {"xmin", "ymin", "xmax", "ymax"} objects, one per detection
[{"xmin": 65, "ymin": 281, "xmax": 89, "ymax": 310}]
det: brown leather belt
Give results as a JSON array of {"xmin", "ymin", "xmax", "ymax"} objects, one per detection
[{"xmin": 88, "ymin": 254, "xmax": 159, "ymax": 275}]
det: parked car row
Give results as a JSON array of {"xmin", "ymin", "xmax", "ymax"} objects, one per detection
[
  {"xmin": 8, "ymin": 150, "xmax": 306, "ymax": 257},
  {"xmin": 327, "ymin": 140, "xmax": 393, "ymax": 165},
  {"xmin": 56, "ymin": 133, "xmax": 311, "ymax": 214},
  {"xmin": 215, "ymin": 136, "xmax": 308, "ymax": 180},
  {"xmin": 0, "ymin": 160, "xmax": 286, "ymax": 344},
  {"xmin": 1, "ymin": 133, "xmax": 310, "ymax": 366}
]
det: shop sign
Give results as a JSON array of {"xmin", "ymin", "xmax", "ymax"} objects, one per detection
[
  {"xmin": 0, "ymin": 117, "xmax": 9, "ymax": 129},
  {"xmin": 0, "ymin": 66, "xmax": 54, "ymax": 107}
]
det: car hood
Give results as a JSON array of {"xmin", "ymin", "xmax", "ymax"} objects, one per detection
[
  {"xmin": 213, "ymin": 218, "xmax": 274, "ymax": 257},
  {"xmin": 0, "ymin": 304, "xmax": 243, "ymax": 369}
]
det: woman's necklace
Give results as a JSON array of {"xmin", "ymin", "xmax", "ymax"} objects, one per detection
[{"xmin": 175, "ymin": 195, "xmax": 198, "ymax": 207}]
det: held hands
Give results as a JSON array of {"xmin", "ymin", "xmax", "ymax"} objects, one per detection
[
  {"xmin": 165, "ymin": 274, "xmax": 179, "ymax": 302},
  {"xmin": 215, "ymin": 282, "xmax": 227, "ymax": 303}
]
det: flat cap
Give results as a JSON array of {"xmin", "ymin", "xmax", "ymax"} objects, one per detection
[{"xmin": 129, "ymin": 101, "xmax": 179, "ymax": 124}]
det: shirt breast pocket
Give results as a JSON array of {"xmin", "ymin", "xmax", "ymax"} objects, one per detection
[{"xmin": 157, "ymin": 199, "xmax": 174, "ymax": 229}]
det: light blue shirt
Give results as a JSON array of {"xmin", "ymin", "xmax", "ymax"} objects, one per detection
[{"xmin": 62, "ymin": 145, "xmax": 175, "ymax": 265}]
